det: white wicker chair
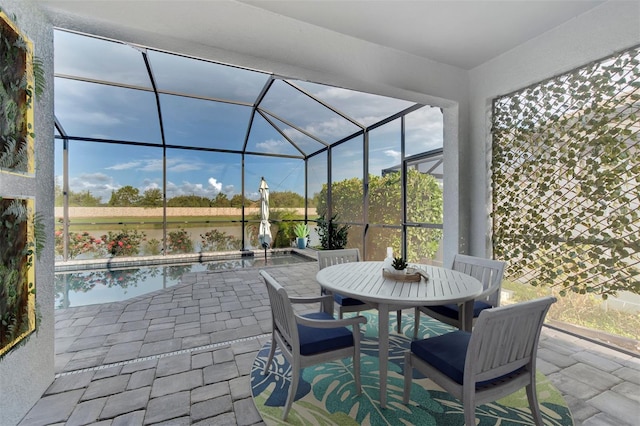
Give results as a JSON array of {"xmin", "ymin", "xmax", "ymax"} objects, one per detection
[
  {"xmin": 260, "ymin": 270, "xmax": 367, "ymax": 420},
  {"xmin": 404, "ymin": 296, "xmax": 556, "ymax": 426},
  {"xmin": 414, "ymin": 254, "xmax": 506, "ymax": 337}
]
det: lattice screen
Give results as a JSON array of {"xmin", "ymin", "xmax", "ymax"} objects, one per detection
[{"xmin": 492, "ymin": 46, "xmax": 640, "ymax": 299}]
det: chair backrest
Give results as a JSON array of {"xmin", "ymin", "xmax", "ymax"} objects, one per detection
[
  {"xmin": 452, "ymin": 254, "xmax": 506, "ymax": 307},
  {"xmin": 260, "ymin": 270, "xmax": 299, "ymax": 354},
  {"xmin": 464, "ymin": 297, "xmax": 556, "ymax": 386},
  {"xmin": 317, "ymin": 248, "xmax": 361, "ymax": 270}
]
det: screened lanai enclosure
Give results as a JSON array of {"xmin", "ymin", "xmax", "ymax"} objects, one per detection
[{"xmin": 54, "ymin": 30, "xmax": 445, "ymax": 263}]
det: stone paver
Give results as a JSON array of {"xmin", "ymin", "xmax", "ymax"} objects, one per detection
[
  {"xmin": 82, "ymin": 375, "xmax": 130, "ymax": 400},
  {"xmin": 44, "ymin": 371, "xmax": 95, "ymax": 395},
  {"xmin": 102, "ymin": 341, "xmax": 144, "ymax": 364},
  {"xmin": 150, "ymin": 370, "xmax": 203, "ymax": 398},
  {"xmin": 203, "ymin": 361, "xmax": 239, "ymax": 384},
  {"xmin": 155, "ymin": 353, "xmax": 191, "ymax": 377},
  {"xmin": 66, "ymin": 397, "xmax": 108, "ymax": 426},
  {"xmin": 191, "ymin": 395, "xmax": 233, "ymax": 421},
  {"xmin": 17, "ymin": 261, "xmax": 640, "ymax": 426},
  {"xmin": 19, "ymin": 390, "xmax": 84, "ymax": 425},
  {"xmin": 143, "ymin": 391, "xmax": 190, "ymax": 424},
  {"xmin": 112, "ymin": 410, "xmax": 146, "ymax": 426},
  {"xmin": 128, "ymin": 368, "xmax": 156, "ymax": 390},
  {"xmin": 99, "ymin": 387, "xmax": 151, "ymax": 420},
  {"xmin": 588, "ymin": 391, "xmax": 640, "ymax": 425}
]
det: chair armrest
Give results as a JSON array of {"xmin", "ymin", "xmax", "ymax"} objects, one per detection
[
  {"xmin": 296, "ymin": 314, "xmax": 367, "ymax": 329},
  {"xmin": 289, "ymin": 295, "xmax": 333, "ymax": 305},
  {"xmin": 475, "ymin": 284, "xmax": 500, "ymax": 301}
]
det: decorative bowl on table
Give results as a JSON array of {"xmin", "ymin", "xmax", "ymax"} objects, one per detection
[{"xmin": 382, "ymin": 266, "xmax": 425, "ymax": 282}]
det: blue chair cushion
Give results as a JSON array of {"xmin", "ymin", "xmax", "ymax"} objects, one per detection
[
  {"xmin": 334, "ymin": 293, "xmax": 367, "ymax": 307},
  {"xmin": 427, "ymin": 300, "xmax": 493, "ymax": 320},
  {"xmin": 411, "ymin": 331, "xmax": 524, "ymax": 387},
  {"xmin": 411, "ymin": 330, "xmax": 471, "ymax": 385},
  {"xmin": 297, "ymin": 312, "xmax": 354, "ymax": 356}
]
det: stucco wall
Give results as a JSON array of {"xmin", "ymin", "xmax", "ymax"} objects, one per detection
[
  {"xmin": 468, "ymin": 0, "xmax": 640, "ymax": 257},
  {"xmin": 0, "ymin": 1, "xmax": 55, "ymax": 425}
]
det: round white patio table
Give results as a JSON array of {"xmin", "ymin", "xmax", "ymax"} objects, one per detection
[{"xmin": 316, "ymin": 260, "xmax": 483, "ymax": 408}]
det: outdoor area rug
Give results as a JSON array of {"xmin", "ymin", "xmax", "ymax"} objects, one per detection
[{"xmin": 250, "ymin": 310, "xmax": 573, "ymax": 425}]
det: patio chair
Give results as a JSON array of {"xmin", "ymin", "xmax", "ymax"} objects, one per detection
[
  {"xmin": 260, "ymin": 270, "xmax": 367, "ymax": 421},
  {"xmin": 403, "ymin": 296, "xmax": 557, "ymax": 426},
  {"xmin": 413, "ymin": 254, "xmax": 505, "ymax": 337},
  {"xmin": 318, "ymin": 249, "xmax": 403, "ymax": 333}
]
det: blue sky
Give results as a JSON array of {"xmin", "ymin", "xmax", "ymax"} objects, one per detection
[{"xmin": 54, "ymin": 30, "xmax": 443, "ymax": 203}]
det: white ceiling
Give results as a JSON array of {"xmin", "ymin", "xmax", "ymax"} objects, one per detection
[
  {"xmin": 240, "ymin": 0, "xmax": 605, "ymax": 69},
  {"xmin": 37, "ymin": 0, "xmax": 605, "ymax": 70}
]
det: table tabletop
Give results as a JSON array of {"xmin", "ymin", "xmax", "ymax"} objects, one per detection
[
  {"xmin": 316, "ymin": 260, "xmax": 483, "ymax": 307},
  {"xmin": 315, "ymin": 260, "xmax": 483, "ymax": 409}
]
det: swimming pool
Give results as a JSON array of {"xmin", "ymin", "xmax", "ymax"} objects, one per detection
[{"xmin": 54, "ymin": 252, "xmax": 314, "ymax": 309}]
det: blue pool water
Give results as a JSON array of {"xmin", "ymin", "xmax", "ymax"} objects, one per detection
[{"xmin": 55, "ymin": 253, "xmax": 313, "ymax": 309}]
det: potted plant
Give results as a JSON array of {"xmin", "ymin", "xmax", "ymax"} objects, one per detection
[
  {"xmin": 293, "ymin": 223, "xmax": 309, "ymax": 249},
  {"xmin": 392, "ymin": 256, "xmax": 408, "ymax": 273},
  {"xmin": 316, "ymin": 214, "xmax": 350, "ymax": 249}
]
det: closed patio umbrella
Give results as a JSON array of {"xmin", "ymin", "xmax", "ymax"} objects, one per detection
[{"xmin": 258, "ymin": 177, "xmax": 271, "ymax": 258}]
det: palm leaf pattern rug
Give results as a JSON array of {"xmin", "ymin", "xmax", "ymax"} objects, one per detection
[{"xmin": 251, "ymin": 311, "xmax": 573, "ymax": 425}]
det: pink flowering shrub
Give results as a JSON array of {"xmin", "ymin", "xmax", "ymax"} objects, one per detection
[
  {"xmin": 100, "ymin": 228, "xmax": 146, "ymax": 257},
  {"xmin": 54, "ymin": 230, "xmax": 102, "ymax": 259},
  {"xmin": 167, "ymin": 228, "xmax": 193, "ymax": 254}
]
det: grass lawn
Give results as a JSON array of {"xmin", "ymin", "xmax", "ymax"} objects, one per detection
[{"xmin": 502, "ymin": 280, "xmax": 640, "ymax": 342}]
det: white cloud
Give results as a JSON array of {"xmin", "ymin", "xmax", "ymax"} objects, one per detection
[
  {"xmin": 384, "ymin": 149, "xmax": 401, "ymax": 163},
  {"xmin": 256, "ymin": 138, "xmax": 288, "ymax": 154},
  {"xmin": 106, "ymin": 161, "xmax": 142, "ymax": 170},
  {"xmin": 68, "ymin": 172, "xmax": 118, "ymax": 202},
  {"xmin": 208, "ymin": 177, "xmax": 223, "ymax": 192},
  {"xmin": 165, "ymin": 177, "xmax": 230, "ymax": 199}
]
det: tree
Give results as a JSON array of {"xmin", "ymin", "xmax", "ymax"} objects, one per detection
[
  {"xmin": 167, "ymin": 195, "xmax": 211, "ymax": 207},
  {"xmin": 316, "ymin": 171, "xmax": 443, "ymax": 260},
  {"xmin": 212, "ymin": 192, "xmax": 231, "ymax": 207},
  {"xmin": 139, "ymin": 188, "xmax": 163, "ymax": 207},
  {"xmin": 270, "ymin": 191, "xmax": 305, "ymax": 208},
  {"xmin": 108, "ymin": 186, "xmax": 140, "ymax": 207},
  {"xmin": 229, "ymin": 194, "xmax": 245, "ymax": 208},
  {"xmin": 69, "ymin": 190, "xmax": 102, "ymax": 207},
  {"xmin": 55, "ymin": 184, "xmax": 102, "ymax": 207}
]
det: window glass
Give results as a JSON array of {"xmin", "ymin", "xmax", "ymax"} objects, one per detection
[
  {"xmin": 245, "ymin": 155, "xmax": 305, "ymax": 248},
  {"xmin": 295, "ymin": 80, "xmax": 414, "ymax": 127},
  {"xmin": 405, "ymin": 106, "xmax": 443, "ymax": 157},
  {"xmin": 260, "ymin": 80, "xmax": 360, "ymax": 143},
  {"xmin": 166, "ymin": 149, "xmax": 241, "ymax": 201},
  {"xmin": 406, "ymin": 226, "xmax": 443, "ymax": 266},
  {"xmin": 160, "ymin": 94, "xmax": 252, "ymax": 149},
  {"xmin": 54, "ymin": 30, "xmax": 151, "ymax": 87},
  {"xmin": 148, "ymin": 50, "xmax": 270, "ymax": 102},
  {"xmin": 165, "ymin": 149, "xmax": 242, "ymax": 253},
  {"xmin": 365, "ymin": 226, "xmax": 402, "ymax": 261},
  {"xmin": 307, "ymin": 152, "xmax": 327, "ymax": 221},
  {"xmin": 66, "ymin": 141, "xmax": 163, "ymax": 259},
  {"xmin": 246, "ymin": 114, "xmax": 302, "ymax": 156},
  {"xmin": 368, "ymin": 119, "xmax": 401, "ymax": 225},
  {"xmin": 55, "ymin": 78, "xmax": 162, "ymax": 143},
  {"xmin": 330, "ymin": 137, "xmax": 363, "ymax": 223},
  {"xmin": 245, "ymin": 155, "xmax": 305, "ymax": 203},
  {"xmin": 346, "ymin": 224, "xmax": 364, "ymax": 254},
  {"xmin": 266, "ymin": 114, "xmax": 327, "ymax": 155}
]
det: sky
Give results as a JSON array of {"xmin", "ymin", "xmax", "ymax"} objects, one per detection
[{"xmin": 53, "ymin": 30, "xmax": 443, "ymax": 204}]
